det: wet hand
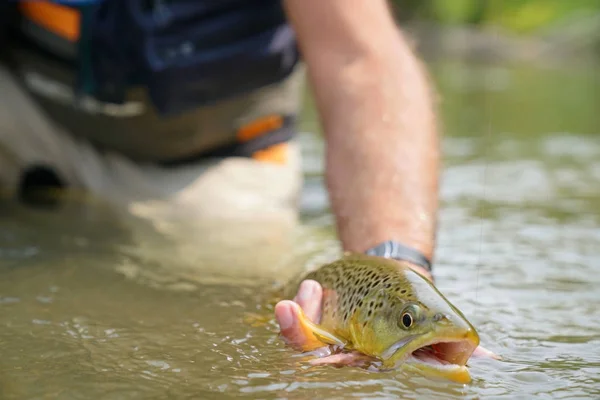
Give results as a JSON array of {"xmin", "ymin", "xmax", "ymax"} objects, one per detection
[{"xmin": 274, "ymin": 280, "xmax": 374, "ymax": 366}]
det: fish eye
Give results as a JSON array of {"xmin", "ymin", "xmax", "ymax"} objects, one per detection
[
  {"xmin": 401, "ymin": 312, "xmax": 413, "ymax": 328},
  {"xmin": 399, "ymin": 304, "xmax": 420, "ymax": 329}
]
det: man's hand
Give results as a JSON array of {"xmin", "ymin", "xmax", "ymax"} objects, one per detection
[{"xmin": 275, "ymin": 279, "xmax": 376, "ymax": 367}]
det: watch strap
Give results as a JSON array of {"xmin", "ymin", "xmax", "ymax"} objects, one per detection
[{"xmin": 365, "ymin": 240, "xmax": 432, "ymax": 272}]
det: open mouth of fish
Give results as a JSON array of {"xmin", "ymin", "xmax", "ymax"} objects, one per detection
[
  {"xmin": 407, "ymin": 338, "xmax": 475, "ymax": 368},
  {"xmin": 382, "ymin": 333, "xmax": 478, "ymax": 383},
  {"xmin": 401, "ymin": 336, "xmax": 478, "ymax": 384}
]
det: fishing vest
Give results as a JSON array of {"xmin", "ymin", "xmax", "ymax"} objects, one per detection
[{"xmin": 5, "ymin": 0, "xmax": 304, "ymax": 163}]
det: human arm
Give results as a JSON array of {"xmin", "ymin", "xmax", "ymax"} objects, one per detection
[
  {"xmin": 283, "ymin": 0, "xmax": 440, "ymax": 276},
  {"xmin": 275, "ymin": 0, "xmax": 437, "ymax": 356},
  {"xmin": 274, "ymin": 3, "xmax": 499, "ymax": 363}
]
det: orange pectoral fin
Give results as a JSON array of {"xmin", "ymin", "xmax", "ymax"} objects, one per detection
[{"xmin": 295, "ymin": 308, "xmax": 346, "ymax": 352}]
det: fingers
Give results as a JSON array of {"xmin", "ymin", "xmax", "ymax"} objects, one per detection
[
  {"xmin": 274, "ymin": 279, "xmax": 323, "ymax": 350},
  {"xmin": 275, "ymin": 300, "xmax": 318, "ymax": 349},
  {"xmin": 292, "ymin": 279, "xmax": 323, "ymax": 323},
  {"xmin": 274, "ymin": 305, "xmax": 375, "ymax": 367}
]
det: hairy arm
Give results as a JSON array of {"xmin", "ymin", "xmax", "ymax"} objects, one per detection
[{"xmin": 283, "ymin": 0, "xmax": 440, "ymax": 263}]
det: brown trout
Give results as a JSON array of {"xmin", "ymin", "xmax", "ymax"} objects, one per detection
[{"xmin": 284, "ymin": 253, "xmax": 480, "ymax": 384}]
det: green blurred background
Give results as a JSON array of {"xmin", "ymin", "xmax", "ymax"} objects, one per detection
[{"xmin": 393, "ymin": 0, "xmax": 599, "ymax": 35}]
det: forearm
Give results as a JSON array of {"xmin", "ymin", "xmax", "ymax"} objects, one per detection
[
  {"xmin": 324, "ymin": 37, "xmax": 439, "ymax": 259},
  {"xmin": 284, "ymin": 1, "xmax": 440, "ymax": 259}
]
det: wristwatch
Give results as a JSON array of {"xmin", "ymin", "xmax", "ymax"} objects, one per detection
[{"xmin": 365, "ymin": 240, "xmax": 432, "ymax": 272}]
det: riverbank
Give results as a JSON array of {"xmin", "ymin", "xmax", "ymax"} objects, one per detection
[{"xmin": 403, "ymin": 15, "xmax": 600, "ymax": 67}]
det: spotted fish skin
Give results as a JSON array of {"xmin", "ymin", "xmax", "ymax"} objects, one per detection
[
  {"xmin": 284, "ymin": 252, "xmax": 479, "ymax": 368},
  {"xmin": 302, "ymin": 254, "xmax": 417, "ymax": 336}
]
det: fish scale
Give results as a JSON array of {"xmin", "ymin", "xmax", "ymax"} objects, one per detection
[
  {"xmin": 282, "ymin": 253, "xmax": 480, "ymax": 384},
  {"xmin": 300, "ymin": 254, "xmax": 420, "ymax": 335}
]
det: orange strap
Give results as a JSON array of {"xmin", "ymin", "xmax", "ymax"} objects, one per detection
[
  {"xmin": 252, "ymin": 143, "xmax": 290, "ymax": 165},
  {"xmin": 237, "ymin": 115, "xmax": 289, "ymax": 165},
  {"xmin": 19, "ymin": 0, "xmax": 81, "ymax": 42},
  {"xmin": 236, "ymin": 115, "xmax": 284, "ymax": 143}
]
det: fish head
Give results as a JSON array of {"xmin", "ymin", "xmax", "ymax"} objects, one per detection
[{"xmin": 356, "ymin": 267, "xmax": 480, "ymax": 384}]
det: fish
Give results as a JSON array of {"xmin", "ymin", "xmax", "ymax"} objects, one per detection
[{"xmin": 282, "ymin": 253, "xmax": 480, "ymax": 384}]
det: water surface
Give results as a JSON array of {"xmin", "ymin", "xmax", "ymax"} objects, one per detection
[{"xmin": 1, "ymin": 58, "xmax": 599, "ymax": 399}]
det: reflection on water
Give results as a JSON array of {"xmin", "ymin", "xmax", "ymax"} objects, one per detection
[{"xmin": 1, "ymin": 59, "xmax": 599, "ymax": 399}]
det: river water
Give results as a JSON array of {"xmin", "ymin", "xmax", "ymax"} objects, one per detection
[{"xmin": 1, "ymin": 57, "xmax": 599, "ymax": 399}]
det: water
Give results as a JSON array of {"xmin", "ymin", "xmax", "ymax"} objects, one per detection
[{"xmin": 1, "ymin": 58, "xmax": 599, "ymax": 399}]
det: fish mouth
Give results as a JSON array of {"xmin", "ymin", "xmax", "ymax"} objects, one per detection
[
  {"xmin": 408, "ymin": 337, "xmax": 476, "ymax": 367},
  {"xmin": 384, "ymin": 331, "xmax": 479, "ymax": 384}
]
